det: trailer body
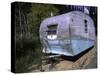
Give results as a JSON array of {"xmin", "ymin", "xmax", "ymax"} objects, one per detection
[{"xmin": 40, "ymin": 11, "xmax": 95, "ymax": 56}]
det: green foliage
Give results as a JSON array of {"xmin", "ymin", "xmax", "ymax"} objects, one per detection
[
  {"xmin": 31, "ymin": 3, "xmax": 59, "ymax": 18},
  {"xmin": 15, "ymin": 2, "xmax": 59, "ymax": 72},
  {"xmin": 15, "ymin": 50, "xmax": 41, "ymax": 73},
  {"xmin": 30, "ymin": 3, "xmax": 59, "ymax": 36}
]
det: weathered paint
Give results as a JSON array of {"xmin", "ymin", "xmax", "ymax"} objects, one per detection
[{"xmin": 40, "ymin": 11, "xmax": 95, "ymax": 56}]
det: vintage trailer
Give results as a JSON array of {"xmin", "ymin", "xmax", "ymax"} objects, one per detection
[{"xmin": 39, "ymin": 11, "xmax": 95, "ymax": 56}]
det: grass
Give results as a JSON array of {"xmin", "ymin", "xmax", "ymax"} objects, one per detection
[
  {"xmin": 15, "ymin": 48, "xmax": 42, "ymax": 73},
  {"xmin": 15, "ymin": 38, "xmax": 42, "ymax": 73}
]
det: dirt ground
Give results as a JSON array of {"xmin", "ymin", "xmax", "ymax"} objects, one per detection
[{"xmin": 30, "ymin": 40, "xmax": 97, "ymax": 72}]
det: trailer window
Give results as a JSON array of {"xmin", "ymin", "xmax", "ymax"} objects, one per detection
[
  {"xmin": 84, "ymin": 19, "xmax": 88, "ymax": 33},
  {"xmin": 46, "ymin": 24, "xmax": 57, "ymax": 40}
]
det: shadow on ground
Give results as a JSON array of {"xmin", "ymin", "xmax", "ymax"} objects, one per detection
[{"xmin": 61, "ymin": 46, "xmax": 94, "ymax": 62}]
